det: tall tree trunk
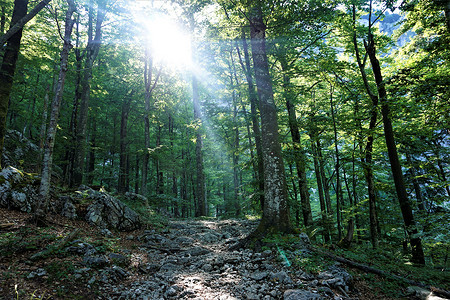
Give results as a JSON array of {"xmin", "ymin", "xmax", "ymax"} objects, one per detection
[
  {"xmin": 365, "ymin": 2, "xmax": 425, "ymax": 263},
  {"xmin": 24, "ymin": 71, "xmax": 39, "ymax": 139},
  {"xmin": 141, "ymin": 48, "xmax": 161, "ymax": 195},
  {"xmin": 38, "ymin": 84, "xmax": 50, "ymax": 173},
  {"xmin": 352, "ymin": 4, "xmax": 380, "ymax": 248},
  {"xmin": 236, "ymin": 29, "xmax": 265, "ymax": 210},
  {"xmin": 119, "ymin": 97, "xmax": 132, "ymax": 193},
  {"xmin": 329, "ymin": 85, "xmax": 343, "ymax": 240},
  {"xmin": 248, "ymin": 3, "xmax": 292, "ymax": 234},
  {"xmin": 406, "ymin": 152, "xmax": 425, "ymax": 211},
  {"xmin": 193, "ymin": 73, "xmax": 206, "ymax": 216},
  {"xmin": 229, "ymin": 49, "xmax": 241, "ymax": 217},
  {"xmin": 0, "ymin": 0, "xmax": 27, "ymax": 169},
  {"xmin": 169, "ymin": 114, "xmax": 179, "ymax": 217},
  {"xmin": 311, "ymin": 137, "xmax": 330, "ymax": 242},
  {"xmin": 134, "ymin": 154, "xmax": 139, "ymax": 194},
  {"xmin": 280, "ymin": 58, "xmax": 313, "ymax": 227},
  {"xmin": 87, "ymin": 117, "xmax": 96, "ymax": 185},
  {"xmin": 156, "ymin": 123, "xmax": 164, "ymax": 195},
  {"xmin": 65, "ymin": 16, "xmax": 82, "ymax": 186},
  {"xmin": 37, "ymin": 0, "xmax": 76, "ymax": 220},
  {"xmin": 190, "ymin": 22, "xmax": 206, "ymax": 216},
  {"xmin": 73, "ymin": 0, "xmax": 106, "ymax": 186}
]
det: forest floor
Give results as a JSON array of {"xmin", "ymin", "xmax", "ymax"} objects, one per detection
[{"xmin": 0, "ymin": 207, "xmax": 444, "ymax": 299}]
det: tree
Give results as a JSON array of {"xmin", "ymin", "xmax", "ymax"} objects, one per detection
[
  {"xmin": 72, "ymin": 0, "xmax": 107, "ymax": 186},
  {"xmin": 37, "ymin": 0, "xmax": 76, "ymax": 220},
  {"xmin": 247, "ymin": 1, "xmax": 293, "ymax": 235},
  {"xmin": 362, "ymin": 0, "xmax": 425, "ymax": 264}
]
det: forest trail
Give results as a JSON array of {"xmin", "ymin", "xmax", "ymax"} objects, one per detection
[
  {"xmin": 0, "ymin": 208, "xmax": 398, "ymax": 299},
  {"xmin": 99, "ymin": 219, "xmax": 356, "ymax": 299}
]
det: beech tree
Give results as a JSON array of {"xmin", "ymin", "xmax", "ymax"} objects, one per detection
[
  {"xmin": 37, "ymin": 0, "xmax": 76, "ymax": 220},
  {"xmin": 247, "ymin": 1, "xmax": 293, "ymax": 235}
]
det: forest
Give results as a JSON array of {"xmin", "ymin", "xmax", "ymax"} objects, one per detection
[{"xmin": 0, "ymin": 0, "xmax": 449, "ymax": 298}]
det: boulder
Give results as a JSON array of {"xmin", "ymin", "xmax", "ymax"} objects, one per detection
[
  {"xmin": 83, "ymin": 188, "xmax": 141, "ymax": 231},
  {"xmin": 2, "ymin": 130, "xmax": 40, "ymax": 170},
  {"xmin": 0, "ymin": 166, "xmax": 39, "ymax": 212}
]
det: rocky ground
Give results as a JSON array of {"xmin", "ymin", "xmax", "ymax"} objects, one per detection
[{"xmin": 0, "ymin": 207, "xmax": 408, "ymax": 300}]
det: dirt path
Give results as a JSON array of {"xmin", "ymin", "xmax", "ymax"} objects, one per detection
[
  {"xmin": 98, "ymin": 219, "xmax": 354, "ymax": 299},
  {"xmin": 0, "ymin": 209, "xmax": 372, "ymax": 299}
]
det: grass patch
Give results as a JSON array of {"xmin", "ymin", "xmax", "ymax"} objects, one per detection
[{"xmin": 0, "ymin": 227, "xmax": 58, "ymax": 257}]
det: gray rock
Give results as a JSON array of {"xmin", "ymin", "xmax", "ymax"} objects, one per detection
[
  {"xmin": 246, "ymin": 292, "xmax": 260, "ymax": 300},
  {"xmin": 406, "ymin": 286, "xmax": 433, "ymax": 300},
  {"xmin": 27, "ymin": 268, "xmax": 47, "ymax": 279},
  {"xmin": 0, "ymin": 166, "xmax": 38, "ymax": 213},
  {"xmin": 284, "ymin": 289, "xmax": 323, "ymax": 300},
  {"xmin": 65, "ymin": 241, "xmax": 96, "ymax": 256},
  {"xmin": 100, "ymin": 228, "xmax": 113, "ymax": 237},
  {"xmin": 108, "ymin": 253, "xmax": 130, "ymax": 266},
  {"xmin": 83, "ymin": 255, "xmax": 109, "ymax": 268},
  {"xmin": 61, "ymin": 199, "xmax": 77, "ymax": 219},
  {"xmin": 198, "ymin": 232, "xmax": 220, "ymax": 243},
  {"xmin": 202, "ymin": 263, "xmax": 213, "ymax": 272},
  {"xmin": 271, "ymin": 271, "xmax": 293, "ymax": 284},
  {"xmin": 165, "ymin": 285, "xmax": 180, "ymax": 297},
  {"xmin": 160, "ymin": 263, "xmax": 180, "ymax": 272},
  {"xmin": 183, "ymin": 246, "xmax": 211, "ymax": 257},
  {"xmin": 250, "ymin": 271, "xmax": 268, "ymax": 281},
  {"xmin": 174, "ymin": 236, "xmax": 195, "ymax": 246},
  {"xmin": 139, "ymin": 263, "xmax": 161, "ymax": 274},
  {"xmin": 84, "ymin": 188, "xmax": 141, "ymax": 231}
]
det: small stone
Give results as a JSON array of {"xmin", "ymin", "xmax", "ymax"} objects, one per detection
[
  {"xmin": 271, "ymin": 271, "xmax": 293, "ymax": 284},
  {"xmin": 250, "ymin": 271, "xmax": 268, "ymax": 281},
  {"xmin": 308, "ymin": 280, "xmax": 319, "ymax": 287},
  {"xmin": 202, "ymin": 264, "xmax": 213, "ymax": 272},
  {"xmin": 283, "ymin": 289, "xmax": 322, "ymax": 300},
  {"xmin": 165, "ymin": 285, "xmax": 179, "ymax": 296}
]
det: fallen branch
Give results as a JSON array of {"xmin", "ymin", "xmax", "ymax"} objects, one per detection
[
  {"xmin": 308, "ymin": 245, "xmax": 450, "ymax": 297},
  {"xmin": 30, "ymin": 228, "xmax": 80, "ymax": 261}
]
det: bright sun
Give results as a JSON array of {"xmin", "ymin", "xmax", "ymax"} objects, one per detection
[{"xmin": 137, "ymin": 12, "xmax": 192, "ymax": 69}]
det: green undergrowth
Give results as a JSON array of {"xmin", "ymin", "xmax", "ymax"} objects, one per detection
[
  {"xmin": 334, "ymin": 245, "xmax": 450, "ymax": 290},
  {"xmin": 261, "ymin": 233, "xmax": 449, "ymax": 298},
  {"xmin": 0, "ymin": 227, "xmax": 58, "ymax": 257}
]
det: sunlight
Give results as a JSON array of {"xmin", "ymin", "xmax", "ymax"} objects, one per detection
[{"xmin": 136, "ymin": 11, "xmax": 192, "ymax": 69}]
